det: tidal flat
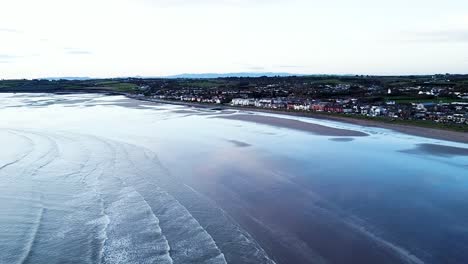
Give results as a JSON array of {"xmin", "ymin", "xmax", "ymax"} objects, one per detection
[{"xmin": 0, "ymin": 93, "xmax": 467, "ymax": 264}]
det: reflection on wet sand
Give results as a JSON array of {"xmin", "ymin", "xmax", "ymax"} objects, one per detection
[
  {"xmin": 329, "ymin": 137, "xmax": 355, "ymax": 142},
  {"xmin": 225, "ymin": 139, "xmax": 252, "ymax": 147},
  {"xmin": 1, "ymin": 93, "xmax": 467, "ymax": 264},
  {"xmin": 215, "ymin": 114, "xmax": 368, "ymax": 137},
  {"xmin": 185, "ymin": 148, "xmax": 425, "ymax": 264},
  {"xmin": 401, "ymin": 143, "xmax": 468, "ymax": 157}
]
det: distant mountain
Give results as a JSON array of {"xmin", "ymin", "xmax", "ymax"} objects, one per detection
[
  {"xmin": 42, "ymin": 77, "xmax": 92, "ymax": 81},
  {"xmin": 164, "ymin": 72, "xmax": 305, "ymax": 79},
  {"xmin": 38, "ymin": 73, "xmax": 306, "ymax": 81}
]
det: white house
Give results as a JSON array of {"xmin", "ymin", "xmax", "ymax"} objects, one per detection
[{"xmin": 231, "ymin": 98, "xmax": 255, "ymax": 106}]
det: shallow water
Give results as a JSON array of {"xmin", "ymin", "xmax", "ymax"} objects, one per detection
[{"xmin": 0, "ymin": 93, "xmax": 467, "ymax": 264}]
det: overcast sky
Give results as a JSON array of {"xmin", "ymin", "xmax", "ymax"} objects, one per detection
[{"xmin": 1, "ymin": 0, "xmax": 468, "ymax": 79}]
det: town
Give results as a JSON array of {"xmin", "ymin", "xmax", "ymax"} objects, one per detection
[
  {"xmin": 136, "ymin": 75, "xmax": 468, "ymax": 130},
  {"xmin": 1, "ymin": 74, "xmax": 468, "ymax": 131}
]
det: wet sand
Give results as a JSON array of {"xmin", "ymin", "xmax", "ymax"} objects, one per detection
[
  {"xmin": 329, "ymin": 137, "xmax": 355, "ymax": 142},
  {"xmin": 215, "ymin": 114, "xmax": 368, "ymax": 137},
  {"xmin": 185, "ymin": 149, "xmax": 426, "ymax": 264},
  {"xmin": 313, "ymin": 115, "xmax": 468, "ymax": 144},
  {"xmin": 234, "ymin": 109, "xmax": 468, "ymax": 144},
  {"xmin": 139, "ymin": 99, "xmax": 468, "ymax": 144},
  {"xmin": 401, "ymin": 143, "xmax": 468, "ymax": 157},
  {"xmin": 2, "ymin": 93, "xmax": 466, "ymax": 264},
  {"xmin": 226, "ymin": 139, "xmax": 252, "ymax": 147},
  {"xmin": 135, "ymin": 98, "xmax": 468, "ymax": 144}
]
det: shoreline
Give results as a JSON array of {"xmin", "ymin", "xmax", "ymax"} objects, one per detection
[
  {"xmin": 215, "ymin": 114, "xmax": 368, "ymax": 137},
  {"xmin": 2, "ymin": 90, "xmax": 467, "ymax": 144},
  {"xmin": 133, "ymin": 98, "xmax": 468, "ymax": 144}
]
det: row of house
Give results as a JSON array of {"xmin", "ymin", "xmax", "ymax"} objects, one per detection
[
  {"xmin": 230, "ymin": 98, "xmax": 468, "ymax": 124},
  {"xmin": 180, "ymin": 96, "xmax": 222, "ymax": 104}
]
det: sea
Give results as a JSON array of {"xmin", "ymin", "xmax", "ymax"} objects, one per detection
[{"xmin": 0, "ymin": 93, "xmax": 467, "ymax": 264}]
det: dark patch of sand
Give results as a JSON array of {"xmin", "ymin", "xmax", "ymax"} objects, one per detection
[
  {"xmin": 226, "ymin": 139, "xmax": 251, "ymax": 148},
  {"xmin": 216, "ymin": 114, "xmax": 368, "ymax": 137},
  {"xmin": 219, "ymin": 110, "xmax": 237, "ymax": 114},
  {"xmin": 401, "ymin": 143, "xmax": 468, "ymax": 157},
  {"xmin": 329, "ymin": 137, "xmax": 355, "ymax": 142},
  {"xmin": 126, "ymin": 98, "xmax": 468, "ymax": 144},
  {"xmin": 173, "ymin": 109, "xmax": 198, "ymax": 114},
  {"xmin": 98, "ymin": 98, "xmax": 154, "ymax": 108}
]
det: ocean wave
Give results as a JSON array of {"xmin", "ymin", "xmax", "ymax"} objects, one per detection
[{"xmin": 0, "ymin": 128, "xmax": 274, "ymax": 264}]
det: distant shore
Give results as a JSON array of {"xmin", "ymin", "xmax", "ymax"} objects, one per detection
[
  {"xmin": 134, "ymin": 98, "xmax": 468, "ymax": 144},
  {"xmin": 1, "ymin": 90, "xmax": 467, "ymax": 144}
]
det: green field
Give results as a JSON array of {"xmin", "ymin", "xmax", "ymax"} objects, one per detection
[
  {"xmin": 95, "ymin": 81, "xmax": 138, "ymax": 92},
  {"xmin": 385, "ymin": 96, "xmax": 468, "ymax": 104}
]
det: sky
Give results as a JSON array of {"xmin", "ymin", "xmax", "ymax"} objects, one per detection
[{"xmin": 1, "ymin": 0, "xmax": 468, "ymax": 79}]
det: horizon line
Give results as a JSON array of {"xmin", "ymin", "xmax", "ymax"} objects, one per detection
[{"xmin": 1, "ymin": 72, "xmax": 466, "ymax": 81}]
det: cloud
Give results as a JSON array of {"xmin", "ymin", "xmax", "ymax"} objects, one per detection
[
  {"xmin": 405, "ymin": 30, "xmax": 468, "ymax": 43},
  {"xmin": 65, "ymin": 48, "xmax": 92, "ymax": 55},
  {"xmin": 247, "ymin": 66, "xmax": 265, "ymax": 71},
  {"xmin": 0, "ymin": 55, "xmax": 18, "ymax": 59},
  {"xmin": 0, "ymin": 55, "xmax": 20, "ymax": 63},
  {"xmin": 0, "ymin": 28, "xmax": 22, "ymax": 34},
  {"xmin": 279, "ymin": 65, "xmax": 305, "ymax": 68},
  {"xmin": 137, "ymin": 0, "xmax": 293, "ymax": 7}
]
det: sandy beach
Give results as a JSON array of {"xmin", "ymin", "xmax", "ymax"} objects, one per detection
[
  {"xmin": 2, "ymin": 93, "xmax": 468, "ymax": 264},
  {"xmin": 401, "ymin": 143, "xmax": 468, "ymax": 157},
  {"xmin": 304, "ymin": 113, "xmax": 468, "ymax": 144},
  {"xmin": 215, "ymin": 114, "xmax": 368, "ymax": 137},
  {"xmin": 140, "ymin": 99, "xmax": 468, "ymax": 144}
]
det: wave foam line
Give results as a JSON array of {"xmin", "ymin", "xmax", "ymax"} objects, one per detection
[
  {"xmin": 347, "ymin": 222, "xmax": 425, "ymax": 264},
  {"xmin": 101, "ymin": 188, "xmax": 173, "ymax": 264},
  {"xmin": 18, "ymin": 199, "xmax": 45, "ymax": 264},
  {"xmin": 111, "ymin": 141, "xmax": 227, "ymax": 264},
  {"xmin": 116, "ymin": 141, "xmax": 278, "ymax": 263},
  {"xmin": 0, "ymin": 130, "xmax": 36, "ymax": 171}
]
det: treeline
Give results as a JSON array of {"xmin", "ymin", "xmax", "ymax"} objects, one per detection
[{"xmin": 1, "ymin": 74, "xmax": 468, "ymax": 95}]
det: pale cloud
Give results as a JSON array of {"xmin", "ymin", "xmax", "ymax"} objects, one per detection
[
  {"xmin": 279, "ymin": 65, "xmax": 306, "ymax": 69},
  {"xmin": 0, "ymin": 0, "xmax": 467, "ymax": 78},
  {"xmin": 65, "ymin": 48, "xmax": 93, "ymax": 55},
  {"xmin": 137, "ymin": 0, "xmax": 293, "ymax": 7},
  {"xmin": 246, "ymin": 66, "xmax": 266, "ymax": 71},
  {"xmin": 0, "ymin": 55, "xmax": 21, "ymax": 63},
  {"xmin": 0, "ymin": 55, "xmax": 18, "ymax": 59},
  {"xmin": 0, "ymin": 28, "xmax": 21, "ymax": 33},
  {"xmin": 407, "ymin": 30, "xmax": 468, "ymax": 43}
]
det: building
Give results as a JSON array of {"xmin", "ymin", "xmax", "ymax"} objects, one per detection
[{"xmin": 231, "ymin": 98, "xmax": 255, "ymax": 106}]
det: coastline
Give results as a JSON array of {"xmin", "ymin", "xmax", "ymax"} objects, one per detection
[
  {"xmin": 133, "ymin": 98, "xmax": 468, "ymax": 144},
  {"xmin": 1, "ymin": 91, "xmax": 466, "ymax": 144},
  {"xmin": 2, "ymin": 92, "xmax": 468, "ymax": 264},
  {"xmin": 215, "ymin": 114, "xmax": 368, "ymax": 137}
]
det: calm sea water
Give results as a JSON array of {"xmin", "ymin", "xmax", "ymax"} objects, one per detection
[{"xmin": 0, "ymin": 93, "xmax": 466, "ymax": 264}]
